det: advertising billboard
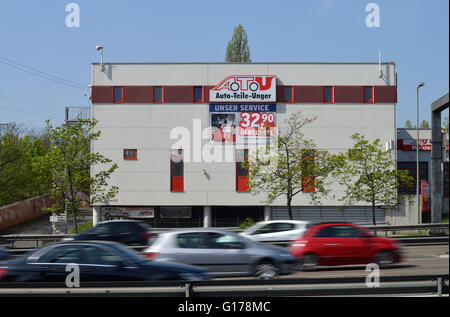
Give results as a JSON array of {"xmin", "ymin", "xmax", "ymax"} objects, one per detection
[{"xmin": 209, "ymin": 103, "xmax": 276, "ymax": 144}]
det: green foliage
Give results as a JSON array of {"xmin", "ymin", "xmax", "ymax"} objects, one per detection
[
  {"xmin": 0, "ymin": 126, "xmax": 48, "ymax": 206},
  {"xmin": 34, "ymin": 119, "xmax": 119, "ymax": 233},
  {"xmin": 243, "ymin": 112, "xmax": 332, "ymax": 220},
  {"xmin": 239, "ymin": 217, "xmax": 255, "ymax": 229},
  {"xmin": 329, "ymin": 133, "xmax": 413, "ymax": 225},
  {"xmin": 225, "ymin": 24, "xmax": 251, "ymax": 63},
  {"xmin": 70, "ymin": 221, "xmax": 93, "ymax": 234}
]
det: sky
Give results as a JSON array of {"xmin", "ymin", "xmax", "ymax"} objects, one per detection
[{"xmin": 0, "ymin": 0, "xmax": 448, "ymax": 131}]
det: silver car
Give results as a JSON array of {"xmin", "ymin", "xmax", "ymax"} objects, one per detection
[{"xmin": 143, "ymin": 228, "xmax": 298, "ymax": 279}]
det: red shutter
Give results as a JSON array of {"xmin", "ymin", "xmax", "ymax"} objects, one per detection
[
  {"xmin": 91, "ymin": 86, "xmax": 113, "ymax": 103},
  {"xmin": 293, "ymin": 86, "xmax": 323, "ymax": 103},
  {"xmin": 236, "ymin": 176, "xmax": 250, "ymax": 192},
  {"xmin": 374, "ymin": 86, "xmax": 397, "ymax": 103},
  {"xmin": 164, "ymin": 86, "xmax": 194, "ymax": 103},
  {"xmin": 123, "ymin": 86, "xmax": 153, "ymax": 103},
  {"xmin": 334, "ymin": 86, "xmax": 363, "ymax": 103}
]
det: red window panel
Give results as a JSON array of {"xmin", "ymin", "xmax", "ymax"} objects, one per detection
[
  {"xmin": 123, "ymin": 149, "xmax": 138, "ymax": 160},
  {"xmin": 374, "ymin": 86, "xmax": 397, "ymax": 103},
  {"xmin": 123, "ymin": 86, "xmax": 153, "ymax": 103},
  {"xmin": 164, "ymin": 86, "xmax": 194, "ymax": 103},
  {"xmin": 91, "ymin": 86, "xmax": 113, "ymax": 103},
  {"xmin": 236, "ymin": 149, "xmax": 249, "ymax": 192},
  {"xmin": 293, "ymin": 86, "xmax": 323, "ymax": 103},
  {"xmin": 203, "ymin": 86, "xmax": 215, "ymax": 103},
  {"xmin": 334, "ymin": 86, "xmax": 363, "ymax": 103},
  {"xmin": 113, "ymin": 87, "xmax": 123, "ymax": 103},
  {"xmin": 302, "ymin": 150, "xmax": 316, "ymax": 193},
  {"xmin": 323, "ymin": 86, "xmax": 333, "ymax": 103},
  {"xmin": 153, "ymin": 86, "xmax": 163, "ymax": 103},
  {"xmin": 170, "ymin": 149, "xmax": 184, "ymax": 192},
  {"xmin": 363, "ymin": 86, "xmax": 374, "ymax": 103},
  {"xmin": 194, "ymin": 86, "xmax": 203, "ymax": 102}
]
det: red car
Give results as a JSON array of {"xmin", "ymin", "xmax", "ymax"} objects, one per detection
[{"xmin": 289, "ymin": 222, "xmax": 402, "ymax": 270}]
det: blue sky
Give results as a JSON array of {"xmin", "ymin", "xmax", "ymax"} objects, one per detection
[{"xmin": 0, "ymin": 0, "xmax": 448, "ymax": 130}]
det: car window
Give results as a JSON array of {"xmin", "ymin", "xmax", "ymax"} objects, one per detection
[
  {"xmin": 81, "ymin": 246, "xmax": 124, "ymax": 266},
  {"xmin": 176, "ymin": 233, "xmax": 208, "ymax": 249},
  {"xmin": 274, "ymin": 223, "xmax": 296, "ymax": 232},
  {"xmin": 207, "ymin": 233, "xmax": 245, "ymax": 249},
  {"xmin": 37, "ymin": 245, "xmax": 85, "ymax": 264},
  {"xmin": 253, "ymin": 223, "xmax": 277, "ymax": 235},
  {"xmin": 87, "ymin": 223, "xmax": 113, "ymax": 234},
  {"xmin": 315, "ymin": 225, "xmax": 361, "ymax": 238}
]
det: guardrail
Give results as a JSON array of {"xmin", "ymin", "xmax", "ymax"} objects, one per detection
[
  {"xmin": 0, "ymin": 275, "xmax": 447, "ymax": 297},
  {"xmin": 1, "ymin": 223, "xmax": 447, "ymax": 250}
]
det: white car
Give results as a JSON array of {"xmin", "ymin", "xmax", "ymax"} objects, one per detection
[{"xmin": 239, "ymin": 220, "xmax": 311, "ymax": 242}]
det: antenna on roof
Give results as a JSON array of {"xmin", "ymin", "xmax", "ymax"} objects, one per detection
[{"xmin": 378, "ymin": 50, "xmax": 383, "ymax": 78}]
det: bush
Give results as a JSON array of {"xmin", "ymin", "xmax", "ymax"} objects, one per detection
[{"xmin": 239, "ymin": 217, "xmax": 255, "ymax": 229}]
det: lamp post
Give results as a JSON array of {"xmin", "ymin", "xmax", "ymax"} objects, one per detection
[{"xmin": 416, "ymin": 82, "xmax": 425, "ymax": 224}]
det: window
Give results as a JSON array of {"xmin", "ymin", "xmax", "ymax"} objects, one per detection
[
  {"xmin": 206, "ymin": 233, "xmax": 245, "ymax": 249},
  {"xmin": 315, "ymin": 225, "xmax": 360, "ymax": 238},
  {"xmin": 364, "ymin": 86, "xmax": 373, "ymax": 103},
  {"xmin": 397, "ymin": 162, "xmax": 428, "ymax": 194},
  {"xmin": 236, "ymin": 149, "xmax": 249, "ymax": 192},
  {"xmin": 154, "ymin": 86, "xmax": 162, "ymax": 103},
  {"xmin": 324, "ymin": 86, "xmax": 333, "ymax": 103},
  {"xmin": 302, "ymin": 150, "xmax": 316, "ymax": 192},
  {"xmin": 38, "ymin": 245, "xmax": 84, "ymax": 264},
  {"xmin": 170, "ymin": 149, "xmax": 184, "ymax": 192},
  {"xmin": 194, "ymin": 86, "xmax": 203, "ymax": 102},
  {"xmin": 176, "ymin": 232, "xmax": 208, "ymax": 249},
  {"xmin": 283, "ymin": 86, "xmax": 292, "ymax": 102},
  {"xmin": 113, "ymin": 87, "xmax": 123, "ymax": 103},
  {"xmin": 124, "ymin": 149, "xmax": 137, "ymax": 160}
]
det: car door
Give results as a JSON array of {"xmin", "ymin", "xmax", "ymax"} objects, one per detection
[
  {"xmin": 334, "ymin": 226, "xmax": 372, "ymax": 264},
  {"xmin": 202, "ymin": 232, "xmax": 249, "ymax": 275},
  {"xmin": 250, "ymin": 223, "xmax": 278, "ymax": 241},
  {"xmin": 312, "ymin": 225, "xmax": 344, "ymax": 265}
]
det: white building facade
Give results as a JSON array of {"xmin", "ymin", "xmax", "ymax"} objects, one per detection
[{"xmin": 90, "ymin": 63, "xmax": 398, "ymax": 227}]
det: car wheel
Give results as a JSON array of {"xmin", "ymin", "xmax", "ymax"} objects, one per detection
[
  {"xmin": 299, "ymin": 253, "xmax": 319, "ymax": 271},
  {"xmin": 375, "ymin": 251, "xmax": 394, "ymax": 269},
  {"xmin": 254, "ymin": 260, "xmax": 279, "ymax": 279}
]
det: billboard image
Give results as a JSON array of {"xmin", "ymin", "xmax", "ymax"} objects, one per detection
[{"xmin": 209, "ymin": 103, "xmax": 277, "ymax": 144}]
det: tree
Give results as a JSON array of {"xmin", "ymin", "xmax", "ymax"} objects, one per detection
[
  {"xmin": 225, "ymin": 24, "xmax": 251, "ymax": 63},
  {"xmin": 35, "ymin": 119, "xmax": 118, "ymax": 233},
  {"xmin": 243, "ymin": 112, "xmax": 332, "ymax": 220},
  {"xmin": 404, "ymin": 120, "xmax": 415, "ymax": 128},
  {"xmin": 330, "ymin": 133, "xmax": 413, "ymax": 225},
  {"xmin": 0, "ymin": 124, "xmax": 48, "ymax": 206},
  {"xmin": 420, "ymin": 120, "xmax": 430, "ymax": 128}
]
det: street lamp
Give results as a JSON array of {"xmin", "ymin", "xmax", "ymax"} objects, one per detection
[{"xmin": 416, "ymin": 82, "xmax": 425, "ymax": 224}]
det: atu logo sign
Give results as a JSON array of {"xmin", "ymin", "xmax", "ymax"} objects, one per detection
[{"xmin": 210, "ymin": 75, "xmax": 277, "ymax": 102}]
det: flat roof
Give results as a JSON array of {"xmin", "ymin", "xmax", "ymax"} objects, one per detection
[{"xmin": 91, "ymin": 62, "xmax": 396, "ymax": 65}]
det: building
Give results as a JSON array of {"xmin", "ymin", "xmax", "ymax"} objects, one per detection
[
  {"xmin": 389, "ymin": 128, "xmax": 449, "ymax": 225},
  {"xmin": 90, "ymin": 62, "xmax": 398, "ymax": 227}
]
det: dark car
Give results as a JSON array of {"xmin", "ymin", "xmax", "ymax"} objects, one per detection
[
  {"xmin": 289, "ymin": 222, "xmax": 403, "ymax": 270},
  {"xmin": 66, "ymin": 220, "xmax": 151, "ymax": 246},
  {"xmin": 0, "ymin": 248, "xmax": 9, "ymax": 261},
  {"xmin": 0, "ymin": 241, "xmax": 210, "ymax": 284}
]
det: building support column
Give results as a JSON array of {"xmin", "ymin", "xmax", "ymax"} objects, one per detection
[
  {"xmin": 264, "ymin": 206, "xmax": 271, "ymax": 221},
  {"xmin": 93, "ymin": 206, "xmax": 101, "ymax": 226},
  {"xmin": 431, "ymin": 111, "xmax": 443, "ymax": 223},
  {"xmin": 203, "ymin": 206, "xmax": 212, "ymax": 228}
]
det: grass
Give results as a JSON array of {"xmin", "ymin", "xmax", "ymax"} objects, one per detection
[{"xmin": 69, "ymin": 221, "xmax": 93, "ymax": 234}]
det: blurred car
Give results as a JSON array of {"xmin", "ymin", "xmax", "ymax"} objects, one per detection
[
  {"xmin": 65, "ymin": 220, "xmax": 151, "ymax": 246},
  {"xmin": 289, "ymin": 222, "xmax": 402, "ymax": 270},
  {"xmin": 0, "ymin": 248, "xmax": 9, "ymax": 261},
  {"xmin": 0, "ymin": 240, "xmax": 210, "ymax": 284},
  {"xmin": 143, "ymin": 228, "xmax": 298, "ymax": 279},
  {"xmin": 239, "ymin": 220, "xmax": 311, "ymax": 242}
]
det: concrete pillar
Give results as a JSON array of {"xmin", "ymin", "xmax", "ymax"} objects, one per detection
[
  {"xmin": 203, "ymin": 206, "xmax": 212, "ymax": 228},
  {"xmin": 264, "ymin": 206, "xmax": 271, "ymax": 221},
  {"xmin": 93, "ymin": 206, "xmax": 101, "ymax": 226},
  {"xmin": 431, "ymin": 111, "xmax": 443, "ymax": 223}
]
